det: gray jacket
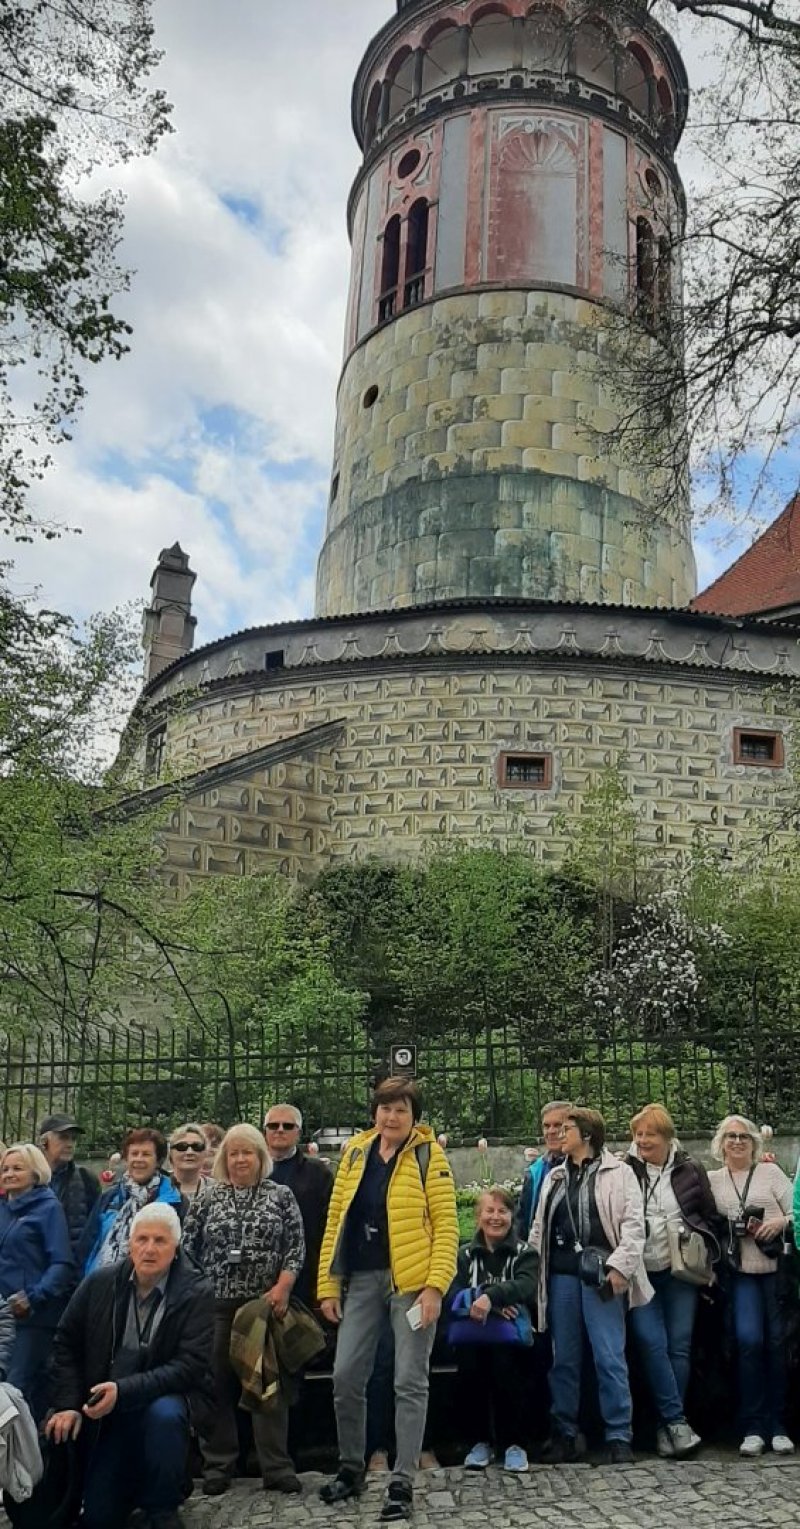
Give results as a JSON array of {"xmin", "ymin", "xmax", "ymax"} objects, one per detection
[
  {"xmin": 0, "ymin": 1300, "xmax": 15, "ymax": 1380},
  {"xmin": 0, "ymin": 1382, "xmax": 43, "ymax": 1502}
]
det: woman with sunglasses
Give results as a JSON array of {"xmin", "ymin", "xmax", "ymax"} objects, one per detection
[
  {"xmin": 169, "ymin": 1122, "xmax": 212, "ymax": 1201},
  {"xmin": 708, "ymin": 1115, "xmax": 794, "ymax": 1457}
]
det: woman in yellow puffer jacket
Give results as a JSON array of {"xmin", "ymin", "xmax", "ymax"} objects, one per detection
[{"xmin": 317, "ymin": 1077, "xmax": 458, "ymax": 1524}]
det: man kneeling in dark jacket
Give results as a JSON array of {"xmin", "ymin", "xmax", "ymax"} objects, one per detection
[{"xmin": 46, "ymin": 1201, "xmax": 214, "ymax": 1529}]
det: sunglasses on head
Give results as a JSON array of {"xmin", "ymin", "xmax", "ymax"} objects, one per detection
[
  {"xmin": 265, "ymin": 1121, "xmax": 297, "ymax": 1132},
  {"xmin": 172, "ymin": 1141, "xmax": 205, "ymax": 1153}
]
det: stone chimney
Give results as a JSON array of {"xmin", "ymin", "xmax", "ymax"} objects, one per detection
[{"xmin": 142, "ymin": 543, "xmax": 197, "ymax": 683}]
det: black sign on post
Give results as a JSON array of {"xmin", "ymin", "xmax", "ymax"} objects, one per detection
[{"xmin": 390, "ymin": 1044, "xmax": 417, "ymax": 1077}]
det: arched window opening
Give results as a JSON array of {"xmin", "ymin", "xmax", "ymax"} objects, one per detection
[
  {"xmin": 421, "ymin": 22, "xmax": 463, "ymax": 95},
  {"xmin": 575, "ymin": 20, "xmax": 616, "ymax": 93},
  {"xmin": 657, "ymin": 236, "xmax": 671, "ymax": 324},
  {"xmin": 405, "ymin": 199, "xmax": 429, "ymax": 308},
  {"xmin": 388, "ymin": 49, "xmax": 416, "ymax": 121},
  {"xmin": 619, "ymin": 44, "xmax": 650, "ymax": 116},
  {"xmin": 636, "ymin": 215, "xmax": 656, "ymax": 324},
  {"xmin": 364, "ymin": 82, "xmax": 382, "ymax": 149},
  {"xmin": 379, "ymin": 216, "xmax": 402, "ymax": 321},
  {"xmin": 523, "ymin": 12, "xmax": 567, "ymax": 74},
  {"xmin": 468, "ymin": 11, "xmax": 516, "ymax": 76},
  {"xmin": 656, "ymin": 76, "xmax": 675, "ymax": 134}
]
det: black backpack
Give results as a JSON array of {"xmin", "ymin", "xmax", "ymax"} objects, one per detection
[{"xmin": 3, "ymin": 1436, "xmax": 82, "ymax": 1529}]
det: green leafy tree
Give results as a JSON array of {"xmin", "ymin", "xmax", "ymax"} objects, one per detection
[
  {"xmin": 0, "ymin": 0, "xmax": 171, "ymax": 534},
  {"xmin": 0, "ymin": 580, "xmax": 184, "ymax": 1035}
]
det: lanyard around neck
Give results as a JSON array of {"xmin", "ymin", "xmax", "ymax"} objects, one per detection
[
  {"xmin": 727, "ymin": 1165, "xmax": 756, "ymax": 1211},
  {"xmin": 133, "ymin": 1288, "xmax": 161, "ymax": 1348}
]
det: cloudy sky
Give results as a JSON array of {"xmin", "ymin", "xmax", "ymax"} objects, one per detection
[{"xmin": 11, "ymin": 0, "xmax": 761, "ymax": 649}]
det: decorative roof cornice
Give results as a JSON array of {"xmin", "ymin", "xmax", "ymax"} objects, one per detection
[{"xmin": 133, "ymin": 599, "xmax": 800, "ymax": 723}]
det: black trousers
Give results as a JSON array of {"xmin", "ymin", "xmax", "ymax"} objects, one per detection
[{"xmin": 456, "ymin": 1344, "xmax": 533, "ymax": 1452}]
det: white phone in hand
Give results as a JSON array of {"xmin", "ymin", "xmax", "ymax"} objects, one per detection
[{"xmin": 406, "ymin": 1302, "xmax": 423, "ymax": 1331}]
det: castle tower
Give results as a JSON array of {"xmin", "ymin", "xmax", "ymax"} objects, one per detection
[
  {"xmin": 316, "ymin": 0, "xmax": 696, "ymax": 617},
  {"xmin": 142, "ymin": 543, "xmax": 197, "ymax": 683}
]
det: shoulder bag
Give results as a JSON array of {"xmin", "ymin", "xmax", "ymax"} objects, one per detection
[
  {"xmin": 447, "ymin": 1286, "xmax": 534, "ymax": 1347},
  {"xmin": 667, "ymin": 1220, "xmax": 714, "ymax": 1286}
]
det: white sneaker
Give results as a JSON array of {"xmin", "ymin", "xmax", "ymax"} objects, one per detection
[
  {"xmin": 666, "ymin": 1421, "xmax": 701, "ymax": 1458},
  {"xmin": 772, "ymin": 1434, "xmax": 795, "ymax": 1455},
  {"xmin": 656, "ymin": 1426, "xmax": 674, "ymax": 1458},
  {"xmin": 503, "ymin": 1445, "xmax": 529, "ymax": 1473},
  {"xmin": 740, "ymin": 1435, "xmax": 765, "ymax": 1457}
]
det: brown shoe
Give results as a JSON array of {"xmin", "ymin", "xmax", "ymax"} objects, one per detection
[{"xmin": 368, "ymin": 1451, "xmax": 390, "ymax": 1473}]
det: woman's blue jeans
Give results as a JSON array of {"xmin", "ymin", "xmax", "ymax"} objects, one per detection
[
  {"xmin": 628, "ymin": 1267, "xmax": 698, "ymax": 1424},
  {"xmin": 548, "ymin": 1273, "xmax": 633, "ymax": 1443},
  {"xmin": 729, "ymin": 1271, "xmax": 787, "ymax": 1439}
]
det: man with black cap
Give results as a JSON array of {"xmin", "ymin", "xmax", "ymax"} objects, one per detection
[{"xmin": 38, "ymin": 1115, "xmax": 100, "ymax": 1257}]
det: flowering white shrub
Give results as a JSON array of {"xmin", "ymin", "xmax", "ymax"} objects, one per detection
[{"xmin": 586, "ymin": 895, "xmax": 730, "ymax": 1036}]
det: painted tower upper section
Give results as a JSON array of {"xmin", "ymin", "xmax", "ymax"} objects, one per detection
[{"xmin": 315, "ymin": 0, "xmax": 695, "ymax": 618}]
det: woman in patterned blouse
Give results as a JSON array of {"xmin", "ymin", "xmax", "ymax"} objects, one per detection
[{"xmin": 182, "ymin": 1122, "xmax": 305, "ymax": 1498}]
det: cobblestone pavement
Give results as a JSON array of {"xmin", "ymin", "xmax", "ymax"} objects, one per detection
[{"xmin": 181, "ymin": 1455, "xmax": 800, "ymax": 1529}]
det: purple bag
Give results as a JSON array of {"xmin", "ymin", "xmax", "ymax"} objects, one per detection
[{"xmin": 446, "ymin": 1286, "xmax": 534, "ymax": 1347}]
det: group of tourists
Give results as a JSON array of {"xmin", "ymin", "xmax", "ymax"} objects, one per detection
[{"xmin": 0, "ymin": 1084, "xmax": 797, "ymax": 1527}]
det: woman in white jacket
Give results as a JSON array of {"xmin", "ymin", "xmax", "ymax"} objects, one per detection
[{"xmin": 530, "ymin": 1107, "xmax": 652, "ymax": 1464}]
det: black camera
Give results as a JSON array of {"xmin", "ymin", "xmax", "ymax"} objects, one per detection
[{"xmin": 733, "ymin": 1206, "xmax": 764, "ymax": 1237}]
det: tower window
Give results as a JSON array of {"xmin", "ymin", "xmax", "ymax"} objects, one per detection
[
  {"xmin": 657, "ymin": 76, "xmax": 675, "ymax": 137},
  {"xmin": 733, "ymin": 729, "xmax": 784, "ymax": 768},
  {"xmin": 363, "ymin": 385, "xmax": 379, "ymax": 409},
  {"xmin": 364, "ymin": 81, "xmax": 382, "ymax": 150},
  {"xmin": 657, "ymin": 236, "xmax": 671, "ymax": 322},
  {"xmin": 379, "ymin": 215, "xmax": 401, "ymax": 321},
  {"xmin": 398, "ymin": 148, "xmax": 421, "ymax": 179},
  {"xmin": 145, "ymin": 724, "xmax": 167, "ymax": 783},
  {"xmin": 265, "ymin": 649, "xmax": 285, "ymax": 672},
  {"xmin": 497, "ymin": 751, "xmax": 553, "ymax": 789},
  {"xmin": 636, "ymin": 216, "xmax": 656, "ymax": 325},
  {"xmin": 404, "ymin": 199, "xmax": 429, "ymax": 309}
]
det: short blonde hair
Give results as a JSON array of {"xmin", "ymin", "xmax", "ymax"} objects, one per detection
[
  {"xmin": 630, "ymin": 1104, "xmax": 675, "ymax": 1140},
  {"xmin": 168, "ymin": 1122, "xmax": 206, "ymax": 1148},
  {"xmin": 1, "ymin": 1142, "xmax": 52, "ymax": 1186},
  {"xmin": 213, "ymin": 1124, "xmax": 272, "ymax": 1183},
  {"xmin": 710, "ymin": 1114, "xmax": 762, "ymax": 1162}
]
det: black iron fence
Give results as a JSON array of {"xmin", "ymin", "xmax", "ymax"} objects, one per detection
[{"xmin": 1, "ymin": 1011, "xmax": 799, "ymax": 1153}]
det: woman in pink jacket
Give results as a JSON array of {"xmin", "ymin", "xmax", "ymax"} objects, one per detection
[{"xmin": 531, "ymin": 1107, "xmax": 652, "ymax": 1465}]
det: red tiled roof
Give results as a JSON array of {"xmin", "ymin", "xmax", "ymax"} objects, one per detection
[{"xmin": 692, "ymin": 495, "xmax": 800, "ymax": 616}]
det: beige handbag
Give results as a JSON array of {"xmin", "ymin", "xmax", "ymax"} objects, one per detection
[{"xmin": 667, "ymin": 1221, "xmax": 714, "ymax": 1286}]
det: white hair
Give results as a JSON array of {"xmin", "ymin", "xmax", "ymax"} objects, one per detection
[
  {"xmin": 1, "ymin": 1143, "xmax": 52, "ymax": 1186},
  {"xmin": 262, "ymin": 1102, "xmax": 303, "ymax": 1131},
  {"xmin": 710, "ymin": 1114, "xmax": 763, "ymax": 1163},
  {"xmin": 129, "ymin": 1202, "xmax": 182, "ymax": 1244}
]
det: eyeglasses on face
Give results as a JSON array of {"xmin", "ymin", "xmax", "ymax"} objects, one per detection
[
  {"xmin": 172, "ymin": 1141, "xmax": 205, "ymax": 1153},
  {"xmin": 723, "ymin": 1132, "xmax": 751, "ymax": 1143},
  {"xmin": 265, "ymin": 1122, "xmax": 298, "ymax": 1132}
]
